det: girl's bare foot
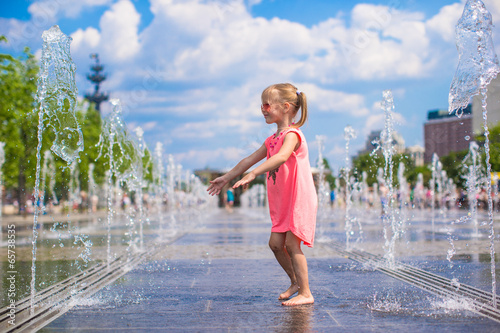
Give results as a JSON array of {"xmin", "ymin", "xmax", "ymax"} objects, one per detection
[
  {"xmin": 278, "ymin": 284, "xmax": 299, "ymax": 300},
  {"xmin": 281, "ymin": 294, "xmax": 314, "ymax": 306}
]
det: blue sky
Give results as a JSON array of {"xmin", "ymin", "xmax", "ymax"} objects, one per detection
[{"xmin": 1, "ymin": 0, "xmax": 500, "ymax": 173}]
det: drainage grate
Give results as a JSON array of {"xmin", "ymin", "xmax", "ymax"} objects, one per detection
[
  {"xmin": 0, "ymin": 234, "xmax": 185, "ymax": 332},
  {"xmin": 328, "ymin": 241, "xmax": 500, "ymax": 323}
]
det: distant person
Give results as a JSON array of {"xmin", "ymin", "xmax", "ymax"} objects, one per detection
[
  {"xmin": 208, "ymin": 83, "xmax": 317, "ymax": 306},
  {"xmin": 226, "ymin": 188, "xmax": 234, "ymax": 212}
]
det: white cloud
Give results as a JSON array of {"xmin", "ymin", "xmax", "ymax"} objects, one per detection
[
  {"xmin": 28, "ymin": 0, "xmax": 113, "ymax": 19},
  {"xmin": 299, "ymin": 83, "xmax": 369, "ymax": 116},
  {"xmin": 98, "ymin": 0, "xmax": 141, "ymax": 61},
  {"xmin": 362, "ymin": 110, "xmax": 407, "ymax": 140},
  {"xmin": 175, "ymin": 146, "xmax": 245, "ymax": 169},
  {"xmin": 71, "ymin": 27, "xmax": 100, "ymax": 51},
  {"xmin": 5, "ymin": 0, "xmax": 500, "ymax": 171},
  {"xmin": 426, "ymin": 3, "xmax": 463, "ymax": 42},
  {"xmin": 171, "ymin": 118, "xmax": 262, "ymax": 140},
  {"xmin": 68, "ymin": 0, "xmax": 141, "ymax": 65}
]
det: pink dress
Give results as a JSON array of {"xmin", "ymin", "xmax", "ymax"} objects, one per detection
[{"xmin": 265, "ymin": 127, "xmax": 318, "ymax": 247}]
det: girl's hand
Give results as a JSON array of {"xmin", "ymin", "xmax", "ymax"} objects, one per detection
[
  {"xmin": 233, "ymin": 172, "xmax": 256, "ymax": 190},
  {"xmin": 207, "ymin": 176, "xmax": 228, "ymax": 196}
]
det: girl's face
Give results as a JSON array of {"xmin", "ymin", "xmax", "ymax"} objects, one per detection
[{"xmin": 261, "ymin": 91, "xmax": 284, "ymax": 125}]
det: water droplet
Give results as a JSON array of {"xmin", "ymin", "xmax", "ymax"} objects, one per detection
[{"xmin": 465, "ymin": 135, "xmax": 470, "ymax": 141}]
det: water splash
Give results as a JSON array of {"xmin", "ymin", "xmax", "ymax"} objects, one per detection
[
  {"xmin": 316, "ymin": 135, "xmax": 330, "ymax": 241},
  {"xmin": 462, "ymin": 141, "xmax": 485, "ymax": 236},
  {"xmin": 414, "ymin": 173, "xmax": 425, "ymax": 209},
  {"xmin": 42, "ymin": 150, "xmax": 58, "ymax": 206},
  {"xmin": 377, "ymin": 90, "xmax": 401, "ymax": 267},
  {"xmin": 449, "ymin": 0, "xmax": 500, "ymax": 308},
  {"xmin": 449, "ymin": 0, "xmax": 500, "ymax": 115},
  {"xmin": 36, "ymin": 25, "xmax": 84, "ymax": 162},
  {"xmin": 343, "ymin": 125, "xmax": 357, "ymax": 250},
  {"xmin": 97, "ymin": 99, "xmax": 145, "ymax": 262},
  {"xmin": 31, "ymin": 25, "xmax": 83, "ymax": 314},
  {"xmin": 132, "ymin": 127, "xmax": 147, "ymax": 250},
  {"xmin": 368, "ymin": 292, "xmax": 403, "ymax": 313},
  {"xmin": 154, "ymin": 142, "xmax": 166, "ymax": 236},
  {"xmin": 88, "ymin": 163, "xmax": 97, "ymax": 213},
  {"xmin": 0, "ymin": 142, "xmax": 5, "ymax": 220},
  {"xmin": 69, "ymin": 160, "xmax": 80, "ymax": 210},
  {"xmin": 166, "ymin": 154, "xmax": 178, "ymax": 230},
  {"xmin": 429, "ymin": 153, "xmax": 440, "ymax": 236},
  {"xmin": 97, "ymin": 99, "xmax": 124, "ymax": 268},
  {"xmin": 73, "ymin": 234, "xmax": 93, "ymax": 271},
  {"xmin": 397, "ymin": 162, "xmax": 409, "ymax": 221}
]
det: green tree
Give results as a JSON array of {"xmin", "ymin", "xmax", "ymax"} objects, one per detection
[
  {"xmin": 76, "ymin": 102, "xmax": 105, "ymax": 192},
  {"xmin": 406, "ymin": 165, "xmax": 432, "ymax": 188},
  {"xmin": 476, "ymin": 121, "xmax": 500, "ymax": 172},
  {"xmin": 320, "ymin": 157, "xmax": 336, "ymax": 189},
  {"xmin": 0, "ymin": 37, "xmax": 40, "ymax": 212},
  {"xmin": 351, "ymin": 152, "xmax": 415, "ymax": 187},
  {"xmin": 440, "ymin": 150, "xmax": 468, "ymax": 189},
  {"xmin": 351, "ymin": 153, "xmax": 384, "ymax": 185}
]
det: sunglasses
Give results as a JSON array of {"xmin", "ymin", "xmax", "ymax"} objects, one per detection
[{"xmin": 261, "ymin": 103, "xmax": 283, "ymax": 111}]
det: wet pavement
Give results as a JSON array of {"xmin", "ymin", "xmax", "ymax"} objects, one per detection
[{"xmin": 40, "ymin": 209, "xmax": 500, "ymax": 332}]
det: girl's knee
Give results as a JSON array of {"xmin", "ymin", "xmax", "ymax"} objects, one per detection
[
  {"xmin": 284, "ymin": 236, "xmax": 302, "ymax": 255},
  {"xmin": 269, "ymin": 233, "xmax": 286, "ymax": 253},
  {"xmin": 285, "ymin": 243, "xmax": 300, "ymax": 255},
  {"xmin": 269, "ymin": 239, "xmax": 284, "ymax": 253}
]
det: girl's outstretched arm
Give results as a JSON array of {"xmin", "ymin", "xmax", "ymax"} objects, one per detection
[
  {"xmin": 233, "ymin": 132, "xmax": 299, "ymax": 190},
  {"xmin": 207, "ymin": 143, "xmax": 267, "ymax": 196}
]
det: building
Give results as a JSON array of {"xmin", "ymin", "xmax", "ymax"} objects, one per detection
[
  {"xmin": 423, "ymin": 106, "xmax": 473, "ymax": 163},
  {"xmin": 472, "ymin": 74, "xmax": 500, "ymax": 135},
  {"xmin": 406, "ymin": 145, "xmax": 425, "ymax": 167},
  {"xmin": 357, "ymin": 130, "xmax": 405, "ymax": 156}
]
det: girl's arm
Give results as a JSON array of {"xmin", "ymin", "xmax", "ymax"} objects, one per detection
[
  {"xmin": 207, "ymin": 143, "xmax": 267, "ymax": 196},
  {"xmin": 233, "ymin": 132, "xmax": 299, "ymax": 190}
]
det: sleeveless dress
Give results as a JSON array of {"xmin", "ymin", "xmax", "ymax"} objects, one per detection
[{"xmin": 265, "ymin": 127, "xmax": 318, "ymax": 247}]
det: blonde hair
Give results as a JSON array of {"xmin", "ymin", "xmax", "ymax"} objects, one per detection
[{"xmin": 262, "ymin": 83, "xmax": 308, "ymax": 128}]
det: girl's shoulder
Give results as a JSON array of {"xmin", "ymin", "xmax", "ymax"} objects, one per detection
[{"xmin": 284, "ymin": 127, "xmax": 305, "ymax": 139}]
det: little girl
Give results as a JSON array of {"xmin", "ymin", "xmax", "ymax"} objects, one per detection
[{"xmin": 207, "ymin": 83, "xmax": 317, "ymax": 306}]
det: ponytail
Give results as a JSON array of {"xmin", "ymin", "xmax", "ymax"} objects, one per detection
[{"xmin": 294, "ymin": 90, "xmax": 308, "ymax": 128}]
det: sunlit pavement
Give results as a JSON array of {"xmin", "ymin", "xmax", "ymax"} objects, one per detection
[{"xmin": 40, "ymin": 209, "xmax": 499, "ymax": 332}]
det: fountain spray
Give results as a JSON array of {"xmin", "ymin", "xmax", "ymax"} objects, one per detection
[
  {"xmin": 449, "ymin": 0, "xmax": 500, "ymax": 307},
  {"xmin": 30, "ymin": 25, "xmax": 84, "ymax": 314},
  {"xmin": 343, "ymin": 125, "xmax": 357, "ymax": 250},
  {"xmin": 316, "ymin": 135, "xmax": 329, "ymax": 240},
  {"xmin": 0, "ymin": 142, "xmax": 5, "ymax": 220}
]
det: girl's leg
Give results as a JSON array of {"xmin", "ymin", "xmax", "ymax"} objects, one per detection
[
  {"xmin": 281, "ymin": 231, "xmax": 314, "ymax": 306},
  {"xmin": 268, "ymin": 232, "xmax": 299, "ymax": 299}
]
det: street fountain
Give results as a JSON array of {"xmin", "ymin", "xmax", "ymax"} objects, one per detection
[
  {"xmin": 153, "ymin": 142, "xmax": 166, "ymax": 236},
  {"xmin": 430, "ymin": 153, "xmax": 441, "ymax": 235},
  {"xmin": 462, "ymin": 141, "xmax": 484, "ymax": 237},
  {"xmin": 0, "ymin": 142, "xmax": 5, "ymax": 221},
  {"xmin": 132, "ymin": 127, "xmax": 147, "ymax": 250},
  {"xmin": 315, "ymin": 135, "xmax": 330, "ymax": 241},
  {"xmin": 449, "ymin": 0, "xmax": 500, "ymax": 307},
  {"xmin": 30, "ymin": 25, "xmax": 84, "ymax": 314},
  {"xmin": 343, "ymin": 125, "xmax": 358, "ymax": 250},
  {"xmin": 41, "ymin": 150, "xmax": 58, "ymax": 209},
  {"xmin": 0, "ymin": 23, "xmax": 216, "ymax": 331},
  {"xmin": 377, "ymin": 90, "xmax": 402, "ymax": 267}
]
